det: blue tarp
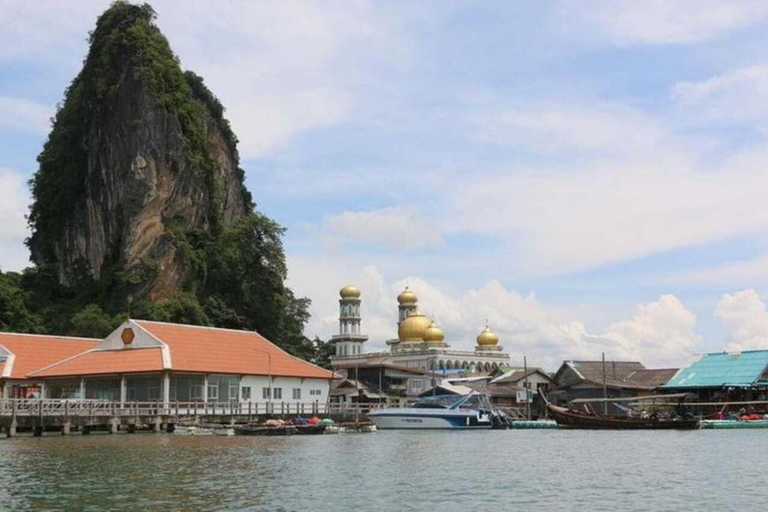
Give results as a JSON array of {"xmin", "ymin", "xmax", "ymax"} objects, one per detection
[{"xmin": 663, "ymin": 350, "xmax": 768, "ymax": 389}]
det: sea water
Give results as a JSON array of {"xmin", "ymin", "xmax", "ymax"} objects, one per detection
[{"xmin": 0, "ymin": 429, "xmax": 765, "ymax": 511}]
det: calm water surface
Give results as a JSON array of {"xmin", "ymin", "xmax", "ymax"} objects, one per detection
[{"xmin": 0, "ymin": 430, "xmax": 766, "ymax": 511}]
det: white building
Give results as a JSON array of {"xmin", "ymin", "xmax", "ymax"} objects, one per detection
[
  {"xmin": 331, "ymin": 285, "xmax": 510, "ymax": 375},
  {"xmin": 31, "ymin": 320, "xmax": 335, "ymax": 408}
]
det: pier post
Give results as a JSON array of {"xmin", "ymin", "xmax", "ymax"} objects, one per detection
[
  {"xmin": 109, "ymin": 418, "xmax": 119, "ymax": 434},
  {"xmin": 153, "ymin": 417, "xmax": 162, "ymax": 433},
  {"xmin": 7, "ymin": 421, "xmax": 16, "ymax": 438},
  {"xmin": 62, "ymin": 422, "xmax": 71, "ymax": 435}
]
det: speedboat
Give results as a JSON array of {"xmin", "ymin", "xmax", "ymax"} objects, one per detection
[{"xmin": 366, "ymin": 392, "xmax": 495, "ymax": 429}]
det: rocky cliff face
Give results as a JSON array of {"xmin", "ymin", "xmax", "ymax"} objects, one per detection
[{"xmin": 28, "ymin": 3, "xmax": 249, "ymax": 299}]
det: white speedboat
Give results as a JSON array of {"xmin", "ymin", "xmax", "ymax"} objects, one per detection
[{"xmin": 367, "ymin": 392, "xmax": 495, "ymax": 429}]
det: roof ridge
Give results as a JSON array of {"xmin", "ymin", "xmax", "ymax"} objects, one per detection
[
  {"xmin": 133, "ymin": 319, "xmax": 261, "ymax": 336},
  {"xmin": 0, "ymin": 332, "xmax": 100, "ymax": 342},
  {"xmin": 27, "ymin": 348, "xmax": 98, "ymax": 377}
]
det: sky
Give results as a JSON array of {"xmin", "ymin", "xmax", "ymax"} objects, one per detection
[{"xmin": 4, "ymin": 1, "xmax": 768, "ymax": 370}]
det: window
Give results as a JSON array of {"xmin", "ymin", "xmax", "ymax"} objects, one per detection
[
  {"xmin": 274, "ymin": 388, "xmax": 282, "ymax": 400},
  {"xmin": 293, "ymin": 388, "xmax": 301, "ymax": 400},
  {"xmin": 412, "ymin": 379, "xmax": 423, "ymax": 389},
  {"xmin": 208, "ymin": 383, "xmax": 219, "ymax": 401},
  {"xmin": 191, "ymin": 383, "xmax": 203, "ymax": 401},
  {"xmin": 309, "ymin": 389, "xmax": 321, "ymax": 396},
  {"xmin": 262, "ymin": 387, "xmax": 271, "ymax": 399},
  {"xmin": 241, "ymin": 387, "xmax": 251, "ymax": 401}
]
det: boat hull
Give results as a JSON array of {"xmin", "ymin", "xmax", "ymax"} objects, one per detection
[
  {"xmin": 547, "ymin": 404, "xmax": 699, "ymax": 430},
  {"xmin": 367, "ymin": 409, "xmax": 492, "ymax": 430}
]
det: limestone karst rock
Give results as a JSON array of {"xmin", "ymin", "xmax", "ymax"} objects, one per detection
[{"xmin": 28, "ymin": 2, "xmax": 249, "ymax": 299}]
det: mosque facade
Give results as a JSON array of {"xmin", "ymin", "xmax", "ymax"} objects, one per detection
[{"xmin": 330, "ymin": 285, "xmax": 510, "ymax": 374}]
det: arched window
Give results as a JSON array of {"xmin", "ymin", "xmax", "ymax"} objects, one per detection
[{"xmin": 439, "ymin": 360, "xmax": 445, "ymax": 370}]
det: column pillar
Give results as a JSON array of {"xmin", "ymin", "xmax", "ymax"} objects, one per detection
[
  {"xmin": 202, "ymin": 375, "xmax": 209, "ymax": 404},
  {"xmin": 120, "ymin": 375, "xmax": 127, "ymax": 406},
  {"xmin": 62, "ymin": 422, "xmax": 71, "ymax": 435},
  {"xmin": 162, "ymin": 372, "xmax": 170, "ymax": 408},
  {"xmin": 39, "ymin": 382, "xmax": 46, "ymax": 399},
  {"xmin": 79, "ymin": 378, "xmax": 86, "ymax": 399}
]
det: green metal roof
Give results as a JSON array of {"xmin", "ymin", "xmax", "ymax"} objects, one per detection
[{"xmin": 662, "ymin": 350, "xmax": 768, "ymax": 389}]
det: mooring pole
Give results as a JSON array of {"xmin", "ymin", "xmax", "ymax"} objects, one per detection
[
  {"xmin": 524, "ymin": 356, "xmax": 531, "ymax": 421},
  {"xmin": 602, "ymin": 352, "xmax": 608, "ymax": 415}
]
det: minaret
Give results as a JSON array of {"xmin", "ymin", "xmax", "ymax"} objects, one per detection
[
  {"xmin": 397, "ymin": 286, "xmax": 418, "ymax": 322},
  {"xmin": 331, "ymin": 285, "xmax": 368, "ymax": 357}
]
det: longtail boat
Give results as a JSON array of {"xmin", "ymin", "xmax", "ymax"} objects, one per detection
[{"xmin": 539, "ymin": 390, "xmax": 699, "ymax": 430}]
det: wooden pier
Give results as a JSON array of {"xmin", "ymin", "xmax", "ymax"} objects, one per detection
[{"xmin": 0, "ymin": 399, "xmax": 368, "ymax": 437}]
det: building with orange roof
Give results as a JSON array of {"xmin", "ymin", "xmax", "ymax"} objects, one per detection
[
  {"xmin": 0, "ymin": 333, "xmax": 99, "ymax": 399},
  {"xmin": 29, "ymin": 320, "xmax": 335, "ymax": 407}
]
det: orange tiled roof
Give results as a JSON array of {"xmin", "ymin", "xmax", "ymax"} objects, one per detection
[
  {"xmin": 137, "ymin": 321, "xmax": 334, "ymax": 379},
  {"xmin": 30, "ymin": 348, "xmax": 164, "ymax": 378},
  {"xmin": 0, "ymin": 333, "xmax": 99, "ymax": 380}
]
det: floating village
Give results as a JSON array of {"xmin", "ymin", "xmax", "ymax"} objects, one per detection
[{"xmin": 2, "ymin": 284, "xmax": 768, "ymax": 436}]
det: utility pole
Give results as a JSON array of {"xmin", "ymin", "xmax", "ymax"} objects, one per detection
[
  {"xmin": 524, "ymin": 356, "xmax": 531, "ymax": 421},
  {"xmin": 602, "ymin": 352, "xmax": 608, "ymax": 416}
]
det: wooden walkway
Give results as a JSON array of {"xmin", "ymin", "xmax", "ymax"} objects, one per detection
[{"xmin": 0, "ymin": 399, "xmax": 363, "ymax": 437}]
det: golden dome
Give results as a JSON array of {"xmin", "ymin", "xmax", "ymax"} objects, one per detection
[
  {"xmin": 423, "ymin": 322, "xmax": 445, "ymax": 344},
  {"xmin": 476, "ymin": 326, "xmax": 499, "ymax": 346},
  {"xmin": 398, "ymin": 308, "xmax": 431, "ymax": 342},
  {"xmin": 397, "ymin": 287, "xmax": 418, "ymax": 305},
  {"xmin": 339, "ymin": 285, "xmax": 361, "ymax": 299}
]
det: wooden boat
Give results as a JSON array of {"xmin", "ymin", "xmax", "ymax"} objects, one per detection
[
  {"xmin": 546, "ymin": 403, "xmax": 699, "ymax": 430},
  {"xmin": 540, "ymin": 390, "xmax": 699, "ymax": 430}
]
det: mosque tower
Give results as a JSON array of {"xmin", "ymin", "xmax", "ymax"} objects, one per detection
[
  {"xmin": 397, "ymin": 287, "xmax": 418, "ymax": 321},
  {"xmin": 331, "ymin": 285, "xmax": 368, "ymax": 357}
]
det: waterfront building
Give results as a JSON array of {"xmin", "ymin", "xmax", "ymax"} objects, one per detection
[
  {"xmin": 482, "ymin": 367, "xmax": 554, "ymax": 409},
  {"xmin": 550, "ymin": 360, "xmax": 678, "ymax": 415},
  {"xmin": 330, "ymin": 285, "xmax": 511, "ymax": 377},
  {"xmin": 331, "ymin": 360, "xmax": 437, "ymax": 405},
  {"xmin": 0, "ymin": 333, "xmax": 99, "ymax": 399},
  {"xmin": 28, "ymin": 320, "xmax": 335, "ymax": 406},
  {"xmin": 661, "ymin": 349, "xmax": 768, "ymax": 403}
]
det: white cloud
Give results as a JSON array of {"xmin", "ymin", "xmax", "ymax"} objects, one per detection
[
  {"xmin": 473, "ymin": 103, "xmax": 668, "ymax": 157},
  {"xmin": 554, "ymin": 0, "xmax": 768, "ymax": 46},
  {"xmin": 602, "ymin": 295, "xmax": 699, "ymax": 367},
  {"xmin": 0, "ymin": 97, "xmax": 53, "ymax": 134},
  {"xmin": 322, "ymin": 206, "xmax": 442, "ymax": 249},
  {"xmin": 669, "ymin": 254, "xmax": 768, "ymax": 287},
  {"xmin": 450, "ymin": 97, "xmax": 768, "ymax": 276},
  {"xmin": 715, "ymin": 289, "xmax": 768, "ymax": 351},
  {"xmin": 673, "ymin": 65, "xmax": 768, "ymax": 124},
  {"xmin": 0, "ymin": 168, "xmax": 31, "ymax": 272}
]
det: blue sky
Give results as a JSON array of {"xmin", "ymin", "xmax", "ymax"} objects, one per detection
[{"xmin": 4, "ymin": 1, "xmax": 768, "ymax": 369}]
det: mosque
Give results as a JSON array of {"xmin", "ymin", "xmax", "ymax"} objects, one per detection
[{"xmin": 330, "ymin": 285, "xmax": 511, "ymax": 374}]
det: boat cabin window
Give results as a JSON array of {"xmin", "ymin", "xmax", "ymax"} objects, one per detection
[
  {"xmin": 459, "ymin": 394, "xmax": 483, "ymax": 409},
  {"xmin": 412, "ymin": 395, "xmax": 460, "ymax": 409}
]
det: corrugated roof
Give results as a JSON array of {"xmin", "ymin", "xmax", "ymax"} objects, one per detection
[
  {"xmin": 624, "ymin": 368, "xmax": 678, "ymax": 388},
  {"xmin": 663, "ymin": 350, "xmax": 768, "ymax": 389},
  {"xmin": 0, "ymin": 333, "xmax": 99, "ymax": 380},
  {"xmin": 31, "ymin": 348, "xmax": 164, "ymax": 377}
]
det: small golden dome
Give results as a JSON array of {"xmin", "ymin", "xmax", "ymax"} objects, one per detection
[
  {"xmin": 423, "ymin": 322, "xmax": 445, "ymax": 344},
  {"xmin": 397, "ymin": 287, "xmax": 418, "ymax": 305},
  {"xmin": 339, "ymin": 285, "xmax": 361, "ymax": 299},
  {"xmin": 398, "ymin": 308, "xmax": 431, "ymax": 342},
  {"xmin": 476, "ymin": 326, "xmax": 499, "ymax": 346}
]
